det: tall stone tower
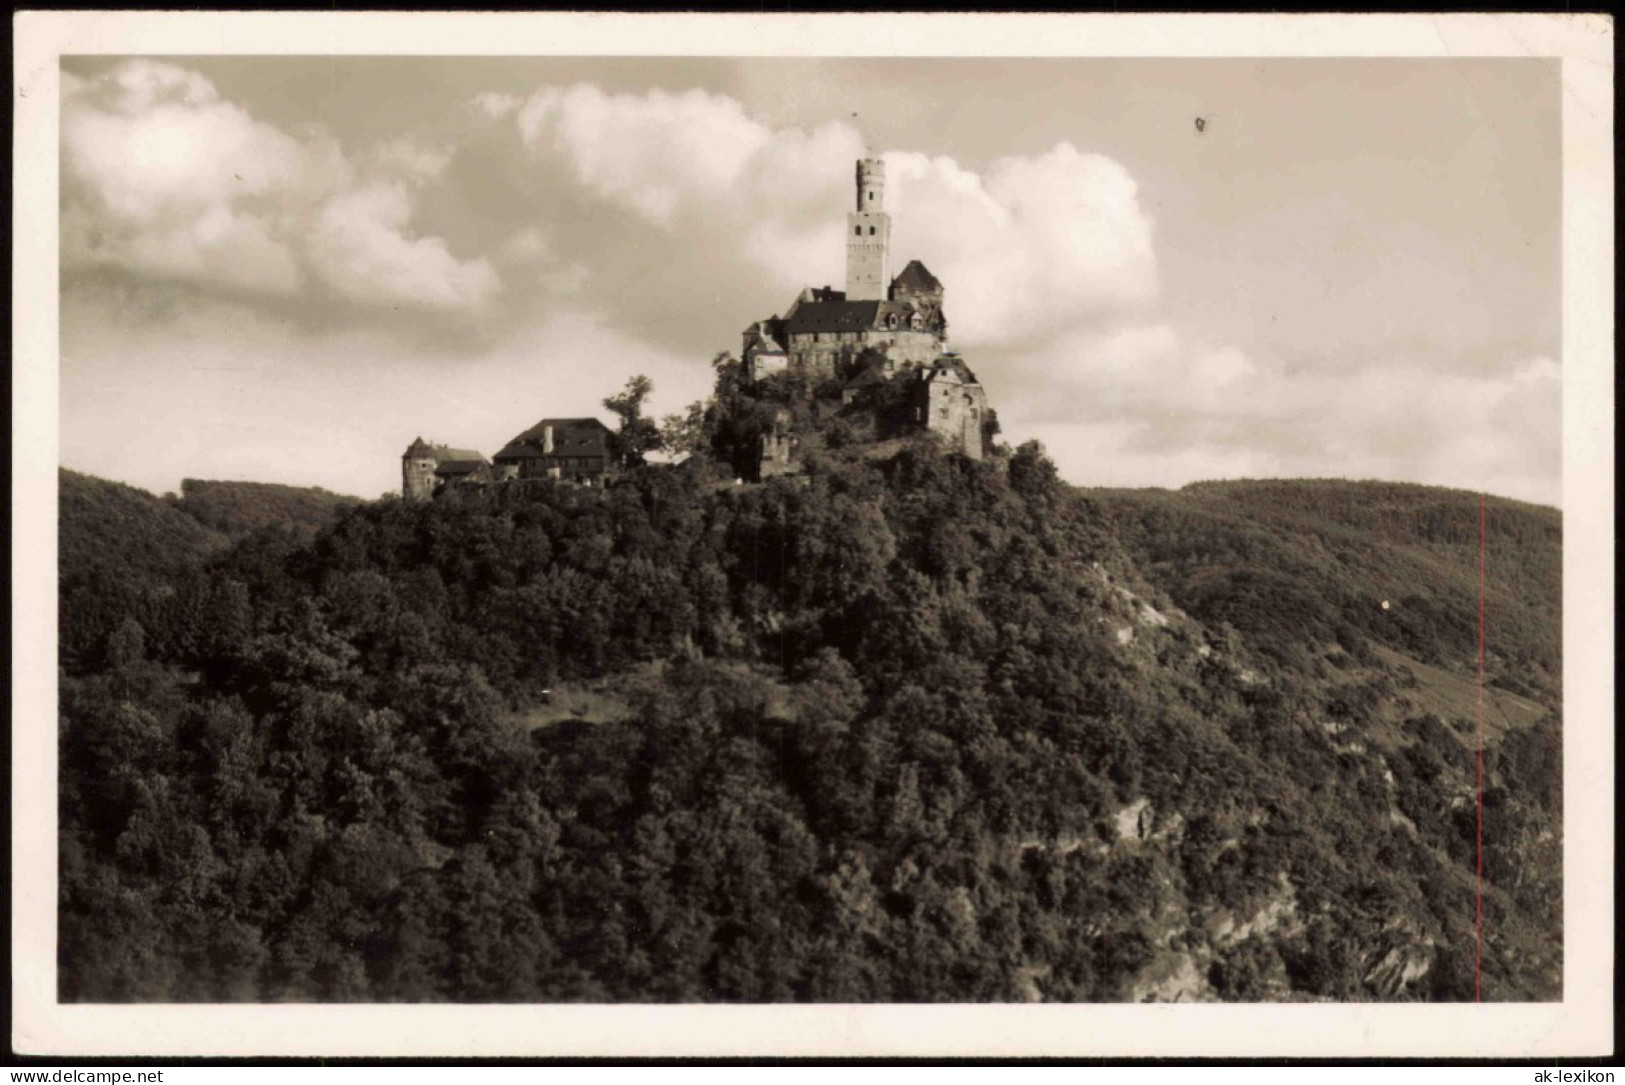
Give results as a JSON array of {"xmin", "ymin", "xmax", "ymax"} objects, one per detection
[
  {"xmin": 402, "ymin": 437, "xmax": 438, "ymax": 501},
  {"xmin": 846, "ymin": 158, "xmax": 891, "ymax": 301}
]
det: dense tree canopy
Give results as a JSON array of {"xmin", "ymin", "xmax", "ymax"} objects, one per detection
[
  {"xmin": 56, "ymin": 394, "xmax": 1561, "ymax": 1003},
  {"xmin": 603, "ymin": 375, "xmax": 664, "ymax": 469}
]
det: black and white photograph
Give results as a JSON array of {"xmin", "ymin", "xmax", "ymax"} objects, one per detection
[{"xmin": 11, "ymin": 11, "xmax": 1614, "ymax": 1060}]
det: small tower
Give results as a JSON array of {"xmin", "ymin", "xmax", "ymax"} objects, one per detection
[
  {"xmin": 402, "ymin": 437, "xmax": 438, "ymax": 501},
  {"xmin": 913, "ymin": 356, "xmax": 988, "ymax": 461},
  {"xmin": 846, "ymin": 158, "xmax": 891, "ymax": 301}
]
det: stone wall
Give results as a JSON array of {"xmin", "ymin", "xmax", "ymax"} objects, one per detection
[
  {"xmin": 758, "ymin": 410, "xmax": 800, "ymax": 479},
  {"xmin": 847, "ymin": 158, "xmax": 891, "ymax": 301},
  {"xmin": 865, "ymin": 330, "xmax": 940, "ymax": 366},
  {"xmin": 787, "ymin": 328, "xmax": 942, "ymax": 378},
  {"xmin": 845, "ymin": 227, "xmax": 891, "ymax": 301},
  {"xmin": 402, "ymin": 457, "xmax": 438, "ymax": 500},
  {"xmin": 915, "ymin": 375, "xmax": 988, "ymax": 461},
  {"xmin": 746, "ymin": 349, "xmax": 789, "ymax": 382},
  {"xmin": 507, "ymin": 456, "xmax": 611, "ymax": 483},
  {"xmin": 787, "ymin": 331, "xmax": 866, "ymax": 378}
]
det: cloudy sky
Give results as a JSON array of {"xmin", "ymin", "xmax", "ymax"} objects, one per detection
[{"xmin": 58, "ymin": 55, "xmax": 1561, "ymax": 504}]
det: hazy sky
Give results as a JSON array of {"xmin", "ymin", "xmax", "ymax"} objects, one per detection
[{"xmin": 59, "ymin": 56, "xmax": 1561, "ymax": 503}]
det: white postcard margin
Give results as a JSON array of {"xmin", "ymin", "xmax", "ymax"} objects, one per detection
[{"xmin": 10, "ymin": 11, "xmax": 1614, "ymax": 1058}]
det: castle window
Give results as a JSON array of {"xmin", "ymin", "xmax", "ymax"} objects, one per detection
[
  {"xmin": 868, "ymin": 226, "xmax": 876, "ymax": 236},
  {"xmin": 868, "ymin": 191, "xmax": 874, "ymax": 202},
  {"xmin": 854, "ymin": 225, "xmax": 862, "ymax": 236}
]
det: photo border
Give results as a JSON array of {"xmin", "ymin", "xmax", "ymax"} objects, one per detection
[{"xmin": 11, "ymin": 10, "xmax": 1614, "ymax": 1058}]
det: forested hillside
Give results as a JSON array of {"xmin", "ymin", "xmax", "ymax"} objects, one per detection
[
  {"xmin": 60, "ymin": 469, "xmax": 231, "ymax": 585},
  {"xmin": 166, "ymin": 478, "xmax": 363, "ymax": 542},
  {"xmin": 1096, "ymin": 481, "xmax": 1561, "ymax": 705},
  {"xmin": 56, "ymin": 451, "xmax": 1561, "ymax": 1003}
]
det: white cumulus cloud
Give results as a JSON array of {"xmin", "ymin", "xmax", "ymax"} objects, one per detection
[
  {"xmin": 503, "ymin": 83, "xmax": 1158, "ymax": 344},
  {"xmin": 888, "ymin": 145, "xmax": 1159, "ymax": 344},
  {"xmin": 998, "ymin": 320, "xmax": 1561, "ymax": 505},
  {"xmin": 517, "ymin": 84, "xmax": 775, "ymax": 227},
  {"xmin": 62, "ymin": 59, "xmax": 497, "ymax": 314},
  {"xmin": 307, "ymin": 184, "xmax": 499, "ymax": 310}
]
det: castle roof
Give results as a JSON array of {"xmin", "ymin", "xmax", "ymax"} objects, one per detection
[
  {"xmin": 494, "ymin": 417, "xmax": 614, "ymax": 462},
  {"xmin": 786, "ymin": 299, "xmax": 882, "ymax": 335},
  {"xmin": 404, "ymin": 437, "xmax": 485, "ymax": 463},
  {"xmin": 744, "ymin": 319, "xmax": 787, "ymax": 353},
  {"xmin": 923, "ymin": 354, "xmax": 980, "ymax": 386},
  {"xmin": 434, "ymin": 457, "xmax": 489, "ymax": 478},
  {"xmin": 890, "ymin": 260, "xmax": 942, "ymax": 296},
  {"xmin": 785, "ymin": 298, "xmax": 938, "ymax": 335}
]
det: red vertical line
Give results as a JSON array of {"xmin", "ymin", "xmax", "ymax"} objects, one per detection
[{"xmin": 1476, "ymin": 493, "xmax": 1486, "ymax": 1002}]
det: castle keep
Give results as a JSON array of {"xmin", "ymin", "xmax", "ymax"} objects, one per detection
[
  {"xmin": 847, "ymin": 157, "xmax": 892, "ymax": 300},
  {"xmin": 744, "ymin": 161, "xmax": 948, "ymax": 383},
  {"xmin": 745, "ymin": 156, "xmax": 988, "ymax": 463},
  {"xmin": 404, "ymin": 155, "xmax": 992, "ymax": 498}
]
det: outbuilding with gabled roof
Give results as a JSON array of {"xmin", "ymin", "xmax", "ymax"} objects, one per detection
[{"xmin": 493, "ymin": 417, "xmax": 617, "ymax": 483}]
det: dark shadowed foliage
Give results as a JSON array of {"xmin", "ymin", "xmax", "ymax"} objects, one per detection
[{"xmin": 57, "ymin": 424, "xmax": 1560, "ymax": 1002}]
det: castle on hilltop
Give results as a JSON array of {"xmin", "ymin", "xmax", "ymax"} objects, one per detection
[
  {"xmin": 402, "ymin": 419, "xmax": 616, "ymax": 500},
  {"xmin": 403, "ymin": 156, "xmax": 992, "ymax": 499},
  {"xmin": 744, "ymin": 157, "xmax": 989, "ymax": 465}
]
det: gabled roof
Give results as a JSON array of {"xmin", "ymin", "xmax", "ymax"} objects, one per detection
[
  {"xmin": 404, "ymin": 437, "xmax": 486, "ymax": 463},
  {"xmin": 745, "ymin": 319, "xmax": 787, "ymax": 354},
  {"xmin": 435, "ymin": 458, "xmax": 488, "ymax": 478},
  {"xmin": 890, "ymin": 260, "xmax": 943, "ymax": 296},
  {"xmin": 785, "ymin": 300, "xmax": 883, "ymax": 335},
  {"xmin": 786, "ymin": 296, "xmax": 947, "ymax": 337},
  {"xmin": 494, "ymin": 417, "xmax": 614, "ymax": 462},
  {"xmin": 923, "ymin": 355, "xmax": 980, "ymax": 386}
]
